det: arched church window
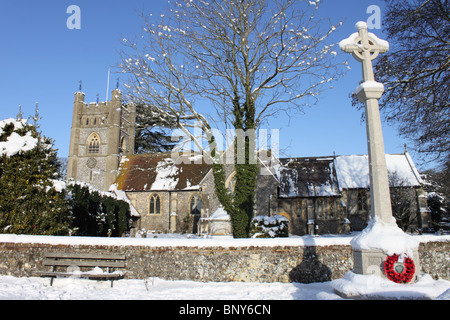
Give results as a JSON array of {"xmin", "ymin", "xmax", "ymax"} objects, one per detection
[
  {"xmin": 190, "ymin": 194, "xmax": 202, "ymax": 215},
  {"xmin": 87, "ymin": 133, "xmax": 100, "ymax": 154},
  {"xmin": 149, "ymin": 194, "xmax": 161, "ymax": 215}
]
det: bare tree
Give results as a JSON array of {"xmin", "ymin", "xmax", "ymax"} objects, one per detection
[
  {"xmin": 119, "ymin": 0, "xmax": 345, "ymax": 237},
  {"xmin": 373, "ymin": 0, "xmax": 449, "ymax": 162}
]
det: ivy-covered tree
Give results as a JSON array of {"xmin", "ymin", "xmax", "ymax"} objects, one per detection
[
  {"xmin": 0, "ymin": 118, "xmax": 71, "ymax": 235},
  {"xmin": 120, "ymin": 0, "xmax": 344, "ymax": 237}
]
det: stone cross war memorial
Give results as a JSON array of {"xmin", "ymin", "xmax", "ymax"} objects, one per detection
[{"xmin": 337, "ymin": 21, "xmax": 421, "ymax": 289}]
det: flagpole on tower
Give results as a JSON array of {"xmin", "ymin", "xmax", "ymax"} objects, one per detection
[{"xmin": 106, "ymin": 68, "xmax": 111, "ymax": 102}]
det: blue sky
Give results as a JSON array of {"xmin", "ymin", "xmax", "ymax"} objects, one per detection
[{"xmin": 0, "ymin": 0, "xmax": 420, "ymax": 166}]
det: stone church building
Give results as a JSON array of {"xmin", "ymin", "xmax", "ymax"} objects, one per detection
[{"xmin": 67, "ymin": 90, "xmax": 431, "ymax": 237}]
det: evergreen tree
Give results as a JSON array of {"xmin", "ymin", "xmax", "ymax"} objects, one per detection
[
  {"xmin": 134, "ymin": 103, "xmax": 177, "ymax": 154},
  {"xmin": 0, "ymin": 117, "xmax": 70, "ymax": 235},
  {"xmin": 69, "ymin": 183, "xmax": 132, "ymax": 237}
]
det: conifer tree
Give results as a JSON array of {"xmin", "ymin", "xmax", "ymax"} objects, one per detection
[
  {"xmin": 0, "ymin": 116, "xmax": 71, "ymax": 235},
  {"xmin": 134, "ymin": 103, "xmax": 177, "ymax": 154}
]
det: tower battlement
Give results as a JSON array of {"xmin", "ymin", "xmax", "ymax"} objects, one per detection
[
  {"xmin": 73, "ymin": 89, "xmax": 127, "ymax": 115},
  {"xmin": 67, "ymin": 88, "xmax": 136, "ymax": 191}
]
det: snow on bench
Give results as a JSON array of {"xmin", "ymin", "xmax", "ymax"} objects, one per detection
[{"xmin": 35, "ymin": 252, "xmax": 126, "ymax": 287}]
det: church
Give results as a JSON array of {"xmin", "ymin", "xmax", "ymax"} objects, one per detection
[{"xmin": 67, "ymin": 89, "xmax": 431, "ymax": 237}]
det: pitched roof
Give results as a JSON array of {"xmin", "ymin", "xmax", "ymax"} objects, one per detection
[
  {"xmin": 276, "ymin": 152, "xmax": 422, "ymax": 197},
  {"xmin": 115, "ymin": 152, "xmax": 422, "ymax": 196},
  {"xmin": 277, "ymin": 157, "xmax": 341, "ymax": 198},
  {"xmin": 115, "ymin": 153, "xmax": 211, "ymax": 192},
  {"xmin": 334, "ymin": 153, "xmax": 422, "ymax": 190}
]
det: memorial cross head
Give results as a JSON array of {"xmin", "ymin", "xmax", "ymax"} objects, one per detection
[{"xmin": 339, "ymin": 22, "xmax": 389, "ymax": 82}]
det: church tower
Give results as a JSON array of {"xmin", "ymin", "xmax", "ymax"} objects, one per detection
[{"xmin": 67, "ymin": 89, "xmax": 136, "ymax": 191}]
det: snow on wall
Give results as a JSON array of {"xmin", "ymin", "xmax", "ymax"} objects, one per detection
[{"xmin": 0, "ymin": 233, "xmax": 447, "ymax": 249}]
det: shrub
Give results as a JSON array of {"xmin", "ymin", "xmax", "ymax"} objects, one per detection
[
  {"xmin": 69, "ymin": 183, "xmax": 132, "ymax": 237},
  {"xmin": 249, "ymin": 215, "xmax": 289, "ymax": 238}
]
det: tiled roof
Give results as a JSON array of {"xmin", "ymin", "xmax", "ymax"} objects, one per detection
[
  {"xmin": 115, "ymin": 152, "xmax": 422, "ymax": 196},
  {"xmin": 277, "ymin": 153, "xmax": 422, "ymax": 197},
  {"xmin": 115, "ymin": 153, "xmax": 212, "ymax": 192},
  {"xmin": 277, "ymin": 157, "xmax": 341, "ymax": 198}
]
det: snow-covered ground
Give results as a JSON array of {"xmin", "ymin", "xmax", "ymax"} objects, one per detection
[
  {"xmin": 0, "ymin": 275, "xmax": 340, "ymax": 300},
  {"xmin": 0, "ymin": 273, "xmax": 448, "ymax": 300},
  {"xmin": 0, "ymin": 233, "xmax": 449, "ymax": 300}
]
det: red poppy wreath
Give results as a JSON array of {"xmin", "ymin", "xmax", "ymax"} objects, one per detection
[{"xmin": 384, "ymin": 254, "xmax": 415, "ymax": 284}]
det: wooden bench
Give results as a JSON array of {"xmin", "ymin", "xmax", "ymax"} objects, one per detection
[{"xmin": 35, "ymin": 252, "xmax": 126, "ymax": 287}]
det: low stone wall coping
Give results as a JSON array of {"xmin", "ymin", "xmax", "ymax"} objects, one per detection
[{"xmin": 1, "ymin": 233, "xmax": 448, "ymax": 249}]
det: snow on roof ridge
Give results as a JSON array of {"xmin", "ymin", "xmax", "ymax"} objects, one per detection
[{"xmin": 334, "ymin": 154, "xmax": 422, "ymax": 190}]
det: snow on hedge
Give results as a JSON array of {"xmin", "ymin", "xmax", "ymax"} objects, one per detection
[{"xmin": 250, "ymin": 215, "xmax": 289, "ymax": 238}]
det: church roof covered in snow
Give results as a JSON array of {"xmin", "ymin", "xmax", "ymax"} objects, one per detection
[
  {"xmin": 115, "ymin": 153, "xmax": 211, "ymax": 192},
  {"xmin": 277, "ymin": 157, "xmax": 341, "ymax": 198},
  {"xmin": 115, "ymin": 151, "xmax": 422, "ymax": 196},
  {"xmin": 334, "ymin": 153, "xmax": 422, "ymax": 190},
  {"xmin": 276, "ymin": 153, "xmax": 422, "ymax": 198}
]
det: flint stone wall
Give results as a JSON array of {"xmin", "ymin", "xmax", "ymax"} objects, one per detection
[{"xmin": 0, "ymin": 239, "xmax": 448, "ymax": 283}]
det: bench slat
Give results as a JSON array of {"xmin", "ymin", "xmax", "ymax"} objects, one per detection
[
  {"xmin": 43, "ymin": 259, "xmax": 125, "ymax": 268},
  {"xmin": 43, "ymin": 252, "xmax": 126, "ymax": 260},
  {"xmin": 37, "ymin": 252, "xmax": 127, "ymax": 287},
  {"xmin": 35, "ymin": 271, "xmax": 124, "ymax": 279}
]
